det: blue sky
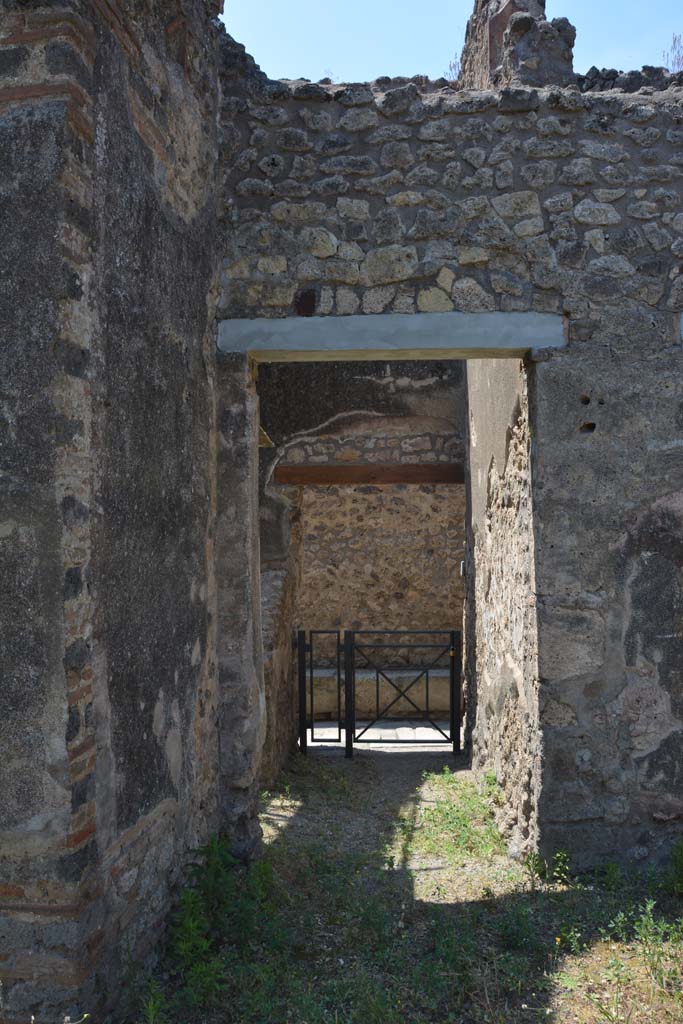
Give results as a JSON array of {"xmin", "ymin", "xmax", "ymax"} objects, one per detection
[{"xmin": 221, "ymin": 0, "xmax": 681, "ymax": 83}]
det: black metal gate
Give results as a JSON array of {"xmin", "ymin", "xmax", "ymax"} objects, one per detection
[{"xmin": 297, "ymin": 629, "xmax": 462, "ymax": 758}]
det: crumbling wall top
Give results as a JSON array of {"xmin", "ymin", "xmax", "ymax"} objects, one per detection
[
  {"xmin": 456, "ymin": 0, "xmax": 683, "ymax": 95},
  {"xmin": 459, "ymin": 0, "xmax": 576, "ymax": 90}
]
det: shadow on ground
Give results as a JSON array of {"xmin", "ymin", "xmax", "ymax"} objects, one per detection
[
  {"xmin": 140, "ymin": 746, "xmax": 683, "ymax": 1024},
  {"xmin": 244, "ymin": 746, "xmax": 683, "ymax": 1024}
]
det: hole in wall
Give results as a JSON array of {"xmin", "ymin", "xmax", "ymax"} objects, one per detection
[
  {"xmin": 580, "ymin": 422, "xmax": 597, "ymax": 433},
  {"xmin": 580, "ymin": 394, "xmax": 591, "ymax": 405},
  {"xmin": 294, "ymin": 288, "xmax": 317, "ymax": 317}
]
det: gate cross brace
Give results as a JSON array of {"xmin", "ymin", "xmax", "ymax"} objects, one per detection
[{"xmin": 354, "ymin": 643, "xmax": 451, "ymax": 740}]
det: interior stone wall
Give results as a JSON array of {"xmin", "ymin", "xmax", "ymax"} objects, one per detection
[
  {"xmin": 466, "ymin": 359, "xmax": 540, "ymax": 858},
  {"xmin": 256, "ymin": 359, "xmax": 465, "ymax": 565},
  {"xmin": 256, "ymin": 359, "xmax": 466, "ymax": 748},
  {"xmin": 283, "ymin": 429, "xmax": 462, "ymax": 466},
  {"xmin": 298, "ymin": 483, "xmax": 465, "ymax": 636}
]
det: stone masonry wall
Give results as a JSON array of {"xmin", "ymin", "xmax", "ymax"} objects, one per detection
[
  {"xmin": 0, "ymin": 11, "xmax": 85, "ymax": 1018},
  {"xmin": 89, "ymin": 4, "xmax": 224, "ymax": 1017},
  {"xmin": 219, "ymin": 67, "xmax": 683, "ymax": 326},
  {"xmin": 283, "ymin": 429, "xmax": 461, "ymax": 465},
  {"xmin": 217, "ymin": 56, "xmax": 683, "ymax": 868},
  {"xmin": 531, "ymin": 312, "xmax": 683, "ymax": 867},
  {"xmin": 460, "ymin": 0, "xmax": 546, "ymax": 91},
  {"xmin": 298, "ymin": 483, "xmax": 465, "ymax": 637},
  {"xmin": 260, "ymin": 489, "xmax": 303, "ymax": 786},
  {"xmin": 2, "ymin": 4, "xmax": 683, "ymax": 1020},
  {"xmin": 466, "ymin": 360, "xmax": 540, "ymax": 858},
  {"xmin": 0, "ymin": 3, "xmax": 225, "ymax": 1020}
]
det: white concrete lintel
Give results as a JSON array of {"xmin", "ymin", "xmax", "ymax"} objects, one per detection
[{"xmin": 217, "ymin": 311, "xmax": 567, "ymax": 363}]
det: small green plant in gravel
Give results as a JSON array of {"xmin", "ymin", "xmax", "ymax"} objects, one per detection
[
  {"xmin": 169, "ymin": 888, "xmax": 228, "ymax": 1009},
  {"xmin": 496, "ymin": 902, "xmax": 542, "ymax": 953},
  {"xmin": 633, "ymin": 900, "xmax": 683, "ymax": 1002},
  {"xmin": 603, "ymin": 861, "xmax": 625, "ymax": 892},
  {"xmin": 524, "ymin": 851, "xmax": 545, "ymax": 892},
  {"xmin": 164, "ymin": 834, "xmax": 279, "ymax": 1013},
  {"xmin": 137, "ymin": 980, "xmax": 169, "ymax": 1024},
  {"xmin": 588, "ymin": 957, "xmax": 634, "ymax": 1023},
  {"xmin": 550, "ymin": 849, "xmax": 572, "ymax": 886}
]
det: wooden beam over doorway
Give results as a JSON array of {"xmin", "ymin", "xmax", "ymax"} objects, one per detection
[{"xmin": 273, "ymin": 463, "xmax": 466, "ymax": 486}]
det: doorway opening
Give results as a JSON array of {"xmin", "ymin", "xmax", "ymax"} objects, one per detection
[
  {"xmin": 255, "ymin": 354, "xmax": 469, "ymax": 769},
  {"xmin": 215, "ymin": 307, "xmax": 563, "ymax": 859}
]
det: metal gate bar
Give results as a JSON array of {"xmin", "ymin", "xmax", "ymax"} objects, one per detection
[
  {"xmin": 297, "ymin": 629, "xmax": 307, "ymax": 756},
  {"xmin": 309, "ymin": 630, "xmax": 342, "ymax": 743},
  {"xmin": 353, "ymin": 657, "xmax": 451, "ymax": 740},
  {"xmin": 344, "ymin": 630, "xmax": 354, "ymax": 759},
  {"xmin": 297, "ymin": 629, "xmax": 343, "ymax": 746},
  {"xmin": 298, "ymin": 627, "xmax": 462, "ymax": 758}
]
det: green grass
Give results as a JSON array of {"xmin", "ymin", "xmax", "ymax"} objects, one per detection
[
  {"xmin": 132, "ymin": 759, "xmax": 683, "ymax": 1024},
  {"xmin": 415, "ymin": 767, "xmax": 506, "ymax": 862}
]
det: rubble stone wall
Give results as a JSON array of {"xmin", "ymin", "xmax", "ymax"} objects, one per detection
[
  {"xmin": 282, "ymin": 429, "xmax": 462, "ymax": 465},
  {"xmin": 532, "ymin": 314, "xmax": 683, "ymax": 866},
  {"xmin": 217, "ymin": 61, "xmax": 683, "ymax": 868},
  {"xmin": 219, "ymin": 69, "xmax": 683, "ymax": 326},
  {"xmin": 0, "ymin": 3, "xmax": 225, "ymax": 1020},
  {"xmin": 297, "ymin": 483, "xmax": 465, "ymax": 637},
  {"xmin": 466, "ymin": 359, "xmax": 540, "ymax": 858}
]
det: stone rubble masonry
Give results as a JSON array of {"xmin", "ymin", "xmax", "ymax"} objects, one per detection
[
  {"xmin": 1, "ymin": 2, "xmax": 224, "ymax": 1021},
  {"xmin": 465, "ymin": 360, "xmax": 540, "ymax": 858},
  {"xmin": 297, "ymin": 483, "xmax": 466, "ymax": 642},
  {"xmin": 219, "ymin": 63, "xmax": 683, "ymax": 330},
  {"xmin": 282, "ymin": 429, "xmax": 463, "ymax": 466},
  {"xmin": 458, "ymin": 0, "xmax": 683, "ymax": 95},
  {"xmin": 217, "ymin": 37, "xmax": 683, "ymax": 873},
  {"xmin": 2, "ymin": 0, "xmax": 683, "ymax": 1020},
  {"xmin": 460, "ymin": 0, "xmax": 572, "ymax": 91}
]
